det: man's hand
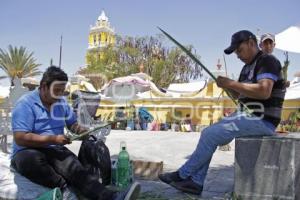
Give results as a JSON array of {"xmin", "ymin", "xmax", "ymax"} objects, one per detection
[
  {"xmin": 69, "ymin": 123, "xmax": 88, "ymax": 134},
  {"xmin": 217, "ymin": 77, "xmax": 274, "ymax": 100},
  {"xmin": 54, "ymin": 135, "xmax": 71, "ymax": 145},
  {"xmin": 216, "ymin": 76, "xmax": 240, "ymax": 99},
  {"xmin": 216, "ymin": 76, "xmax": 234, "ymax": 89}
]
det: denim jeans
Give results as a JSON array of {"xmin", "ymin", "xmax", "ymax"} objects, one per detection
[
  {"xmin": 11, "ymin": 146, "xmax": 114, "ymax": 200},
  {"xmin": 178, "ymin": 112, "xmax": 276, "ymax": 185}
]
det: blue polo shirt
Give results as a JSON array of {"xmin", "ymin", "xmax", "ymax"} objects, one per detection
[{"xmin": 11, "ymin": 89, "xmax": 77, "ymax": 157}]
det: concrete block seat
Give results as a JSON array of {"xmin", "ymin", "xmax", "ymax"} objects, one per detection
[
  {"xmin": 0, "ymin": 152, "xmax": 48, "ymax": 200},
  {"xmin": 235, "ymin": 133, "xmax": 300, "ymax": 200},
  {"xmin": 0, "ymin": 152, "xmax": 77, "ymax": 200}
]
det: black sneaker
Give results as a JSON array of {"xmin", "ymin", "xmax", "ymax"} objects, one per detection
[
  {"xmin": 170, "ymin": 179, "xmax": 203, "ymax": 195},
  {"xmin": 158, "ymin": 171, "xmax": 184, "ymax": 184},
  {"xmin": 113, "ymin": 182, "xmax": 141, "ymax": 200}
]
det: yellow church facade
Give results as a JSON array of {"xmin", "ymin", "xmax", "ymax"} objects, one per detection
[
  {"xmin": 96, "ymin": 80, "xmax": 237, "ymax": 127},
  {"xmin": 96, "ymin": 82, "xmax": 299, "ymax": 129}
]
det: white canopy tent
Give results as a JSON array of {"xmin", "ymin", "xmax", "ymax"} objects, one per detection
[
  {"xmin": 285, "ymin": 76, "xmax": 300, "ymax": 100},
  {"xmin": 275, "ymin": 26, "xmax": 300, "ymax": 53},
  {"xmin": 102, "ymin": 76, "xmax": 151, "ymax": 102},
  {"xmin": 285, "ymin": 82, "xmax": 300, "ymax": 100},
  {"xmin": 165, "ymin": 81, "xmax": 207, "ymax": 98},
  {"xmin": 0, "ymin": 85, "xmax": 10, "ymax": 98}
]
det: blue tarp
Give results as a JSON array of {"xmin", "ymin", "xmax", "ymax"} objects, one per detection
[{"xmin": 138, "ymin": 107, "xmax": 153, "ymax": 123}]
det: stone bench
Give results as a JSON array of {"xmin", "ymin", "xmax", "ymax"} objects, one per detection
[
  {"xmin": 0, "ymin": 108, "xmax": 12, "ymax": 153},
  {"xmin": 0, "ymin": 151, "xmax": 78, "ymax": 200},
  {"xmin": 234, "ymin": 133, "xmax": 300, "ymax": 200},
  {"xmin": 0, "ymin": 152, "xmax": 51, "ymax": 200}
]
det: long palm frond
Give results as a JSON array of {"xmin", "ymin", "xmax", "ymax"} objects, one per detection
[
  {"xmin": 158, "ymin": 27, "xmax": 217, "ymax": 81},
  {"xmin": 158, "ymin": 27, "xmax": 239, "ymax": 105}
]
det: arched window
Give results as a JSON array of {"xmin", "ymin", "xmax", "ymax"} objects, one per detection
[{"xmin": 93, "ymin": 35, "xmax": 96, "ymax": 45}]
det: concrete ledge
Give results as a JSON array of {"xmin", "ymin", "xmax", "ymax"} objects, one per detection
[
  {"xmin": 234, "ymin": 133, "xmax": 300, "ymax": 200},
  {"xmin": 133, "ymin": 160, "xmax": 163, "ymax": 180}
]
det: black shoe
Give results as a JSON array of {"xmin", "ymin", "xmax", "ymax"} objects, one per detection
[
  {"xmin": 158, "ymin": 171, "xmax": 184, "ymax": 184},
  {"xmin": 113, "ymin": 182, "xmax": 141, "ymax": 200},
  {"xmin": 170, "ymin": 179, "xmax": 203, "ymax": 195}
]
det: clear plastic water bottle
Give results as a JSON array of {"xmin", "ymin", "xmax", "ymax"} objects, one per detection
[{"xmin": 116, "ymin": 141, "xmax": 130, "ymax": 189}]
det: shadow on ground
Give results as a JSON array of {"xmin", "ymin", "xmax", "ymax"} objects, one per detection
[{"xmin": 136, "ymin": 165, "xmax": 234, "ymax": 200}]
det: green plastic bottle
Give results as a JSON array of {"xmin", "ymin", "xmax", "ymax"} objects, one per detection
[
  {"xmin": 117, "ymin": 141, "xmax": 130, "ymax": 189},
  {"xmin": 36, "ymin": 187, "xmax": 62, "ymax": 200}
]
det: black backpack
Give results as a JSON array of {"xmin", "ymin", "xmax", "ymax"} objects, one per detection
[{"xmin": 78, "ymin": 135, "xmax": 111, "ymax": 185}]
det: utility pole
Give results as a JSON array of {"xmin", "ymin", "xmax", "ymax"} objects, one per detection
[
  {"xmin": 59, "ymin": 35, "xmax": 63, "ymax": 68},
  {"xmin": 256, "ymin": 28, "xmax": 261, "ymax": 41}
]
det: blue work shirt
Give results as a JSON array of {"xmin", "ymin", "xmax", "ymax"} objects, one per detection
[{"xmin": 11, "ymin": 89, "xmax": 77, "ymax": 157}]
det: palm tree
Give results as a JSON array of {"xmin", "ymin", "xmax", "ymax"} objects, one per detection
[{"xmin": 0, "ymin": 45, "xmax": 42, "ymax": 86}]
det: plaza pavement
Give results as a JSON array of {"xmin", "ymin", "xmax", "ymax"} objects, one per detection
[{"xmin": 67, "ymin": 130, "xmax": 235, "ymax": 199}]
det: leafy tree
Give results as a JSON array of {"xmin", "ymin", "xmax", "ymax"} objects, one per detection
[
  {"xmin": 80, "ymin": 34, "xmax": 203, "ymax": 89},
  {"xmin": 0, "ymin": 45, "xmax": 41, "ymax": 86}
]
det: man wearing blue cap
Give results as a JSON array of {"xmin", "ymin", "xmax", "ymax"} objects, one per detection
[{"xmin": 159, "ymin": 30, "xmax": 286, "ymax": 196}]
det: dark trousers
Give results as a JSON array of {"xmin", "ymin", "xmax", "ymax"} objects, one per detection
[{"xmin": 11, "ymin": 146, "xmax": 114, "ymax": 200}]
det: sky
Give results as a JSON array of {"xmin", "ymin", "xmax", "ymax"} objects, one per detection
[{"xmin": 0, "ymin": 0, "xmax": 299, "ymax": 86}]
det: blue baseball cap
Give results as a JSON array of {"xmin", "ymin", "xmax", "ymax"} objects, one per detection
[{"xmin": 224, "ymin": 30, "xmax": 257, "ymax": 54}]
